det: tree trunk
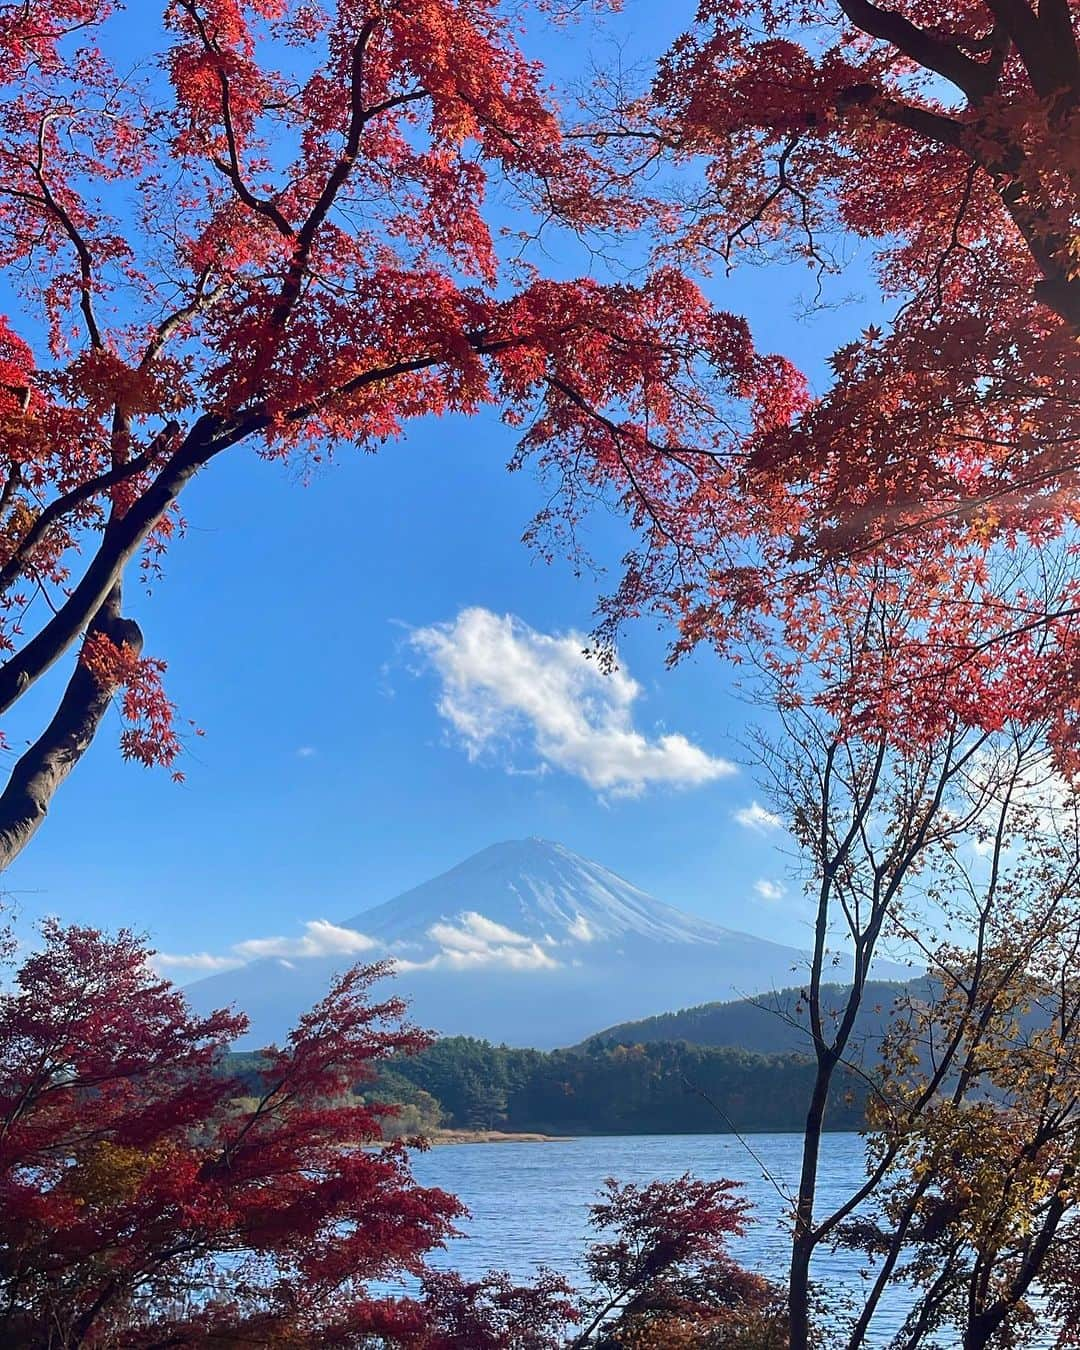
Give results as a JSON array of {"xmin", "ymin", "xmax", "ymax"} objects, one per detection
[
  {"xmin": 961, "ymin": 1182, "xmax": 1072, "ymax": 1350},
  {"xmin": 789, "ymin": 1056, "xmax": 834, "ymax": 1350},
  {"xmin": 0, "ymin": 584, "xmax": 140, "ymax": 872},
  {"xmin": 0, "ymin": 413, "xmax": 232, "ymax": 720}
]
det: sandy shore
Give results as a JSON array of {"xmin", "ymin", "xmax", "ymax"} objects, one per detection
[{"xmin": 423, "ymin": 1129, "xmax": 570, "ymax": 1145}]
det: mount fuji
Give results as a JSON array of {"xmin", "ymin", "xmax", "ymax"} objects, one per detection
[{"xmin": 185, "ymin": 838, "xmax": 820, "ymax": 1048}]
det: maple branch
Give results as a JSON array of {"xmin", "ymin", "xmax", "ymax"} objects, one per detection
[
  {"xmin": 268, "ymin": 24, "xmax": 424, "ymax": 333},
  {"xmin": 930, "ymin": 160, "xmax": 979, "ymax": 317},
  {"xmin": 1035, "ymin": 0, "xmax": 1080, "ymax": 92},
  {"xmin": 30, "ymin": 112, "xmax": 104, "ymax": 349},
  {"xmin": 975, "ymin": 138, "xmax": 1080, "ymax": 328},
  {"xmin": 544, "ymin": 372, "xmax": 703, "ymax": 564},
  {"xmin": 0, "ymin": 422, "xmax": 180, "ymax": 596},
  {"xmin": 208, "ymin": 145, "xmax": 294, "ymax": 236},
  {"xmin": 817, "ymin": 443, "xmax": 1080, "ymax": 562},
  {"xmin": 1001, "ymin": 210, "xmax": 1080, "ymax": 331},
  {"xmin": 721, "ymin": 135, "xmax": 803, "ymax": 265},
  {"xmin": 360, "ymin": 88, "xmax": 429, "ymax": 124},
  {"xmin": 286, "ymin": 329, "xmax": 531, "ymax": 422},
  {"xmin": 968, "ymin": 1152, "xmax": 1079, "ymax": 1345},
  {"xmin": 818, "ymin": 931, "xmax": 1018, "ymax": 1264},
  {"xmin": 141, "ymin": 272, "xmax": 233, "ymax": 368},
  {"xmin": 834, "ymin": 0, "xmax": 1000, "ymax": 98},
  {"xmin": 0, "ymin": 465, "xmax": 21, "ymax": 520},
  {"xmin": 180, "ymin": 1, "xmax": 295, "ymax": 238},
  {"xmin": 980, "ymin": 0, "xmax": 1064, "ymax": 95},
  {"xmin": 862, "ymin": 93, "xmax": 967, "ymax": 151},
  {"xmin": 0, "ymin": 333, "xmax": 526, "ymax": 721},
  {"xmin": 270, "ymin": 21, "xmax": 378, "ymax": 323},
  {"xmin": 0, "ymin": 412, "xmax": 247, "ymax": 718},
  {"xmin": 863, "ymin": 92, "xmax": 1080, "ymax": 329}
]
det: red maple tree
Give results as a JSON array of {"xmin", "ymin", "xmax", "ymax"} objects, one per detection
[
  {"xmin": 0, "ymin": 0, "xmax": 806, "ymax": 869},
  {"xmin": 0, "ymin": 921, "xmax": 470, "ymax": 1346},
  {"xmin": 709, "ymin": 0, "xmax": 1074, "ymax": 543},
  {"xmin": 603, "ymin": 0, "xmax": 1079, "ymax": 537},
  {"xmin": 551, "ymin": 0, "xmax": 1080, "ymax": 765}
]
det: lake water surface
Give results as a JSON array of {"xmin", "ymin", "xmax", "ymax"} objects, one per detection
[{"xmin": 408, "ymin": 1131, "xmax": 1054, "ymax": 1348}]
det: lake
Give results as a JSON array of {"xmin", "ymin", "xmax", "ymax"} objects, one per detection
[{"xmin": 408, "ymin": 1131, "xmax": 1053, "ymax": 1348}]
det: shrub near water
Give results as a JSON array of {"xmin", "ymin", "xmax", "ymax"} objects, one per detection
[{"xmin": 0, "ymin": 924, "xmax": 462, "ymax": 1347}]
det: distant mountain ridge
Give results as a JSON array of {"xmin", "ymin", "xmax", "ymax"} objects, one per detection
[
  {"xmin": 186, "ymin": 839, "xmax": 909, "ymax": 1049},
  {"xmin": 584, "ymin": 980, "xmax": 927, "ymax": 1059}
]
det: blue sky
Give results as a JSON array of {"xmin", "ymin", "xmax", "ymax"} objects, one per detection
[{"xmin": 1, "ymin": 1, "xmax": 890, "ymax": 972}]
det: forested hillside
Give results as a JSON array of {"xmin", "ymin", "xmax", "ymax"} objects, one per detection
[
  {"xmin": 222, "ymin": 1037, "xmax": 868, "ymax": 1136},
  {"xmin": 388, "ymin": 1037, "xmax": 867, "ymax": 1134},
  {"xmin": 589, "ymin": 982, "xmax": 923, "ymax": 1057}
]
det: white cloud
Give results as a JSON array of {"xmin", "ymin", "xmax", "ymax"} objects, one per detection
[
  {"xmin": 734, "ymin": 801, "xmax": 783, "ymax": 834},
  {"xmin": 296, "ymin": 746, "xmax": 317, "ymax": 758},
  {"xmin": 153, "ymin": 909, "xmax": 559, "ymax": 983},
  {"xmin": 567, "ymin": 913, "xmax": 596, "ymax": 942},
  {"xmin": 399, "ymin": 911, "xmax": 559, "ymax": 973},
  {"xmin": 153, "ymin": 951, "xmax": 244, "ymax": 973},
  {"xmin": 506, "ymin": 763, "xmax": 550, "ymax": 779},
  {"xmin": 435, "ymin": 942, "xmax": 556, "ymax": 972},
  {"xmin": 428, "ymin": 910, "xmax": 532, "ymax": 953},
  {"xmin": 159, "ymin": 920, "xmax": 379, "ymax": 976},
  {"xmin": 409, "ymin": 607, "xmax": 734, "ymax": 798},
  {"xmin": 754, "ymin": 879, "xmax": 786, "ymax": 902},
  {"xmin": 234, "ymin": 919, "xmax": 378, "ymax": 962}
]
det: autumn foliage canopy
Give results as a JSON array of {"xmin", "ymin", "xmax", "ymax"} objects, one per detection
[
  {"xmin": 0, "ymin": 924, "xmax": 467, "ymax": 1346},
  {"xmin": 2, "ymin": 0, "xmax": 1074, "ymax": 862},
  {"xmin": 0, "ymin": 0, "xmax": 804, "ymax": 871},
  {"xmin": 581, "ymin": 0, "xmax": 1080, "ymax": 762}
]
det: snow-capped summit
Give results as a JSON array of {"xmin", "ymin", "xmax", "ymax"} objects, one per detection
[
  {"xmin": 342, "ymin": 837, "xmax": 747, "ymax": 949},
  {"xmin": 186, "ymin": 839, "xmax": 817, "ymax": 1047}
]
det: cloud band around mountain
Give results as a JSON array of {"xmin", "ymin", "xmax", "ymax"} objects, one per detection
[
  {"xmin": 408, "ymin": 607, "xmax": 734, "ymax": 797},
  {"xmin": 401, "ymin": 911, "xmax": 558, "ymax": 973},
  {"xmin": 154, "ymin": 911, "xmax": 561, "ymax": 979},
  {"xmin": 154, "ymin": 919, "xmax": 378, "ymax": 975}
]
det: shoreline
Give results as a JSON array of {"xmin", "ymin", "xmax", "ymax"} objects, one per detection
[{"xmin": 422, "ymin": 1129, "xmax": 572, "ymax": 1146}]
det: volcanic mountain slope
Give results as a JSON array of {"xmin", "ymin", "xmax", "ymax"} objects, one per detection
[{"xmin": 186, "ymin": 838, "xmax": 826, "ymax": 1048}]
